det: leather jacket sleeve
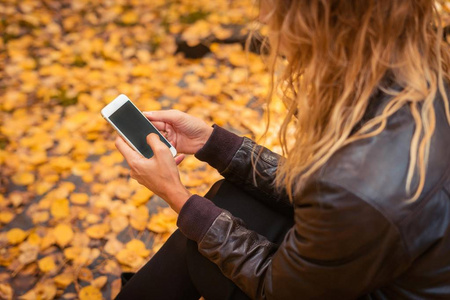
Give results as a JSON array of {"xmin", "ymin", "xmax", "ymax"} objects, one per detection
[
  {"xmin": 195, "ymin": 125, "xmax": 292, "ymax": 213},
  {"xmin": 196, "ymin": 179, "xmax": 409, "ymax": 299}
]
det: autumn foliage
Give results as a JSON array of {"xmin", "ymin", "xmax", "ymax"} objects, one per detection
[{"xmin": 1, "ymin": 0, "xmax": 449, "ymax": 299}]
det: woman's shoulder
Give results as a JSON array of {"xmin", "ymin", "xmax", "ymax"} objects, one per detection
[
  {"xmin": 321, "ymin": 84, "xmax": 450, "ymax": 201},
  {"xmin": 311, "ymin": 84, "xmax": 450, "ymax": 241}
]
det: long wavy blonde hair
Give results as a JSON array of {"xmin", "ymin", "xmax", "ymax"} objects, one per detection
[{"xmin": 260, "ymin": 0, "xmax": 450, "ymax": 201}]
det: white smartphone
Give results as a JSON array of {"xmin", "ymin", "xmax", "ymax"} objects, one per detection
[{"xmin": 101, "ymin": 94, "xmax": 177, "ymax": 158}]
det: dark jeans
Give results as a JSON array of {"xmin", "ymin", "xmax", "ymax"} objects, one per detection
[{"xmin": 115, "ymin": 180, "xmax": 294, "ymax": 300}]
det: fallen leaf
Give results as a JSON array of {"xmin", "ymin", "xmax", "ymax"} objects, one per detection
[
  {"xmin": 115, "ymin": 248, "xmax": 144, "ymax": 269},
  {"xmin": 91, "ymin": 275, "xmax": 108, "ymax": 289},
  {"xmin": 54, "ymin": 272, "xmax": 74, "ymax": 288},
  {"xmin": 18, "ymin": 243, "xmax": 39, "ymax": 265},
  {"xmin": 79, "ymin": 285, "xmax": 102, "ymax": 300},
  {"xmin": 7, "ymin": 228, "xmax": 27, "ymax": 245},
  {"xmin": 125, "ymin": 239, "xmax": 150, "ymax": 258},
  {"xmin": 129, "ymin": 206, "xmax": 149, "ymax": 231},
  {"xmin": 0, "ymin": 211, "xmax": 14, "ymax": 224},
  {"xmin": 110, "ymin": 278, "xmax": 122, "ymax": 300},
  {"xmin": 110, "ymin": 215, "xmax": 128, "ymax": 233},
  {"xmin": 50, "ymin": 198, "xmax": 70, "ymax": 219},
  {"xmin": 86, "ymin": 223, "xmax": 110, "ymax": 239},
  {"xmin": 12, "ymin": 172, "xmax": 35, "ymax": 186},
  {"xmin": 78, "ymin": 267, "xmax": 93, "ymax": 282},
  {"xmin": 70, "ymin": 193, "xmax": 89, "ymax": 205},
  {"xmin": 0, "ymin": 283, "xmax": 13, "ymax": 300},
  {"xmin": 38, "ymin": 256, "xmax": 56, "ymax": 273},
  {"xmin": 54, "ymin": 224, "xmax": 74, "ymax": 247}
]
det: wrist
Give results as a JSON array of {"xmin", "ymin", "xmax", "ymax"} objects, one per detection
[
  {"xmin": 193, "ymin": 125, "xmax": 214, "ymax": 155},
  {"xmin": 167, "ymin": 188, "xmax": 192, "ymax": 214},
  {"xmin": 201, "ymin": 125, "xmax": 214, "ymax": 148}
]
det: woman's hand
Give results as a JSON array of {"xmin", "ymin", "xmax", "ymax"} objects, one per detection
[
  {"xmin": 144, "ymin": 110, "xmax": 213, "ymax": 155},
  {"xmin": 115, "ymin": 133, "xmax": 191, "ymax": 214}
]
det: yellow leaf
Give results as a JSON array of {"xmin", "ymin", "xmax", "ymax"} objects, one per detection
[
  {"xmin": 24, "ymin": 280, "xmax": 57, "ymax": 300},
  {"xmin": 85, "ymin": 213, "xmax": 101, "ymax": 224},
  {"xmin": 115, "ymin": 249, "xmax": 144, "ymax": 269},
  {"xmin": 0, "ymin": 283, "xmax": 13, "ymax": 300},
  {"xmin": 60, "ymin": 181, "xmax": 76, "ymax": 192},
  {"xmin": 27, "ymin": 233, "xmax": 41, "ymax": 246},
  {"xmin": 50, "ymin": 198, "xmax": 70, "ymax": 219},
  {"xmin": 70, "ymin": 193, "xmax": 89, "ymax": 205},
  {"xmin": 82, "ymin": 173, "xmax": 94, "ymax": 183},
  {"xmin": 0, "ymin": 248, "xmax": 17, "ymax": 267},
  {"xmin": 182, "ymin": 20, "xmax": 211, "ymax": 47},
  {"xmin": 64, "ymin": 247, "xmax": 81, "ymax": 261},
  {"xmin": 121, "ymin": 11, "xmax": 139, "ymax": 25},
  {"xmin": 38, "ymin": 256, "xmax": 56, "ymax": 273},
  {"xmin": 40, "ymin": 233, "xmax": 56, "ymax": 251},
  {"xmin": 131, "ymin": 188, "xmax": 153, "ymax": 206},
  {"xmin": 163, "ymin": 85, "xmax": 183, "ymax": 99},
  {"xmin": 34, "ymin": 181, "xmax": 54, "ymax": 195},
  {"xmin": 136, "ymin": 49, "xmax": 151, "ymax": 63},
  {"xmin": 125, "ymin": 239, "xmax": 150, "ymax": 258},
  {"xmin": 212, "ymin": 25, "xmax": 233, "ymax": 40},
  {"xmin": 147, "ymin": 208, "xmax": 177, "ymax": 234},
  {"xmin": 110, "ymin": 215, "xmax": 128, "ymax": 233},
  {"xmin": 115, "ymin": 184, "xmax": 133, "ymax": 200},
  {"xmin": 27, "ymin": 151, "xmax": 47, "ymax": 165},
  {"xmin": 18, "ymin": 243, "xmax": 38, "ymax": 265},
  {"xmin": 54, "ymin": 272, "xmax": 73, "ymax": 288},
  {"xmin": 79, "ymin": 285, "xmax": 102, "ymax": 300},
  {"xmin": 7, "ymin": 228, "xmax": 27, "ymax": 245},
  {"xmin": 129, "ymin": 206, "xmax": 149, "ymax": 231},
  {"xmin": 91, "ymin": 276, "xmax": 108, "ymax": 289},
  {"xmin": 228, "ymin": 51, "xmax": 247, "ymax": 67},
  {"xmin": 104, "ymin": 237, "xmax": 124, "ymax": 255},
  {"xmin": 0, "ymin": 211, "xmax": 14, "ymax": 224},
  {"xmin": 12, "ymin": 172, "xmax": 35, "ymax": 186},
  {"xmin": 72, "ymin": 161, "xmax": 91, "ymax": 176},
  {"xmin": 54, "ymin": 224, "xmax": 74, "ymax": 247},
  {"xmin": 49, "ymin": 156, "xmax": 74, "ymax": 172},
  {"xmin": 202, "ymin": 79, "xmax": 222, "ymax": 97},
  {"xmin": 32, "ymin": 211, "xmax": 49, "ymax": 224},
  {"xmin": 86, "ymin": 223, "xmax": 110, "ymax": 239}
]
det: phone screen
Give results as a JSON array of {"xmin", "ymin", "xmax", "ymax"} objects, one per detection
[{"xmin": 109, "ymin": 101, "xmax": 171, "ymax": 158}]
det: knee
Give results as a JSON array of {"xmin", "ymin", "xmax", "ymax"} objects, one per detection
[{"xmin": 204, "ymin": 179, "xmax": 225, "ymax": 200}]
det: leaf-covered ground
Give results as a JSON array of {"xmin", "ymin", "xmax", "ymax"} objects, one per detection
[
  {"xmin": 1, "ymin": 1, "xmax": 449, "ymax": 299},
  {"xmin": 0, "ymin": 0, "xmax": 288, "ymax": 299}
]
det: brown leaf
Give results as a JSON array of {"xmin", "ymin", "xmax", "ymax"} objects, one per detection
[
  {"xmin": 111, "ymin": 278, "xmax": 122, "ymax": 300},
  {"xmin": 78, "ymin": 267, "xmax": 93, "ymax": 282}
]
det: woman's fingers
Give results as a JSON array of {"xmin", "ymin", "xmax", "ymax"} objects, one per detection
[
  {"xmin": 146, "ymin": 133, "xmax": 170, "ymax": 157},
  {"xmin": 115, "ymin": 137, "xmax": 141, "ymax": 166},
  {"xmin": 148, "ymin": 120, "xmax": 166, "ymax": 131},
  {"xmin": 143, "ymin": 110, "xmax": 181, "ymax": 123}
]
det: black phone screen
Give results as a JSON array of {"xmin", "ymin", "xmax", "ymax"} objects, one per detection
[{"xmin": 109, "ymin": 101, "xmax": 171, "ymax": 158}]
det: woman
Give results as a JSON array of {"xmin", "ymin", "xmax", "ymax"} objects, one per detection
[{"xmin": 115, "ymin": 0, "xmax": 450, "ymax": 299}]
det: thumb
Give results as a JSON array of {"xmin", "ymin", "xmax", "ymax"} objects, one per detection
[
  {"xmin": 175, "ymin": 154, "xmax": 185, "ymax": 165},
  {"xmin": 146, "ymin": 133, "xmax": 165, "ymax": 155}
]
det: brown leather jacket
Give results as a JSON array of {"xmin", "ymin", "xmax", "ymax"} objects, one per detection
[{"xmin": 177, "ymin": 86, "xmax": 450, "ymax": 299}]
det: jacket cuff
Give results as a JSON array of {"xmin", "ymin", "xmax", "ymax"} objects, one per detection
[
  {"xmin": 177, "ymin": 195, "xmax": 223, "ymax": 242},
  {"xmin": 195, "ymin": 125, "xmax": 244, "ymax": 173}
]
